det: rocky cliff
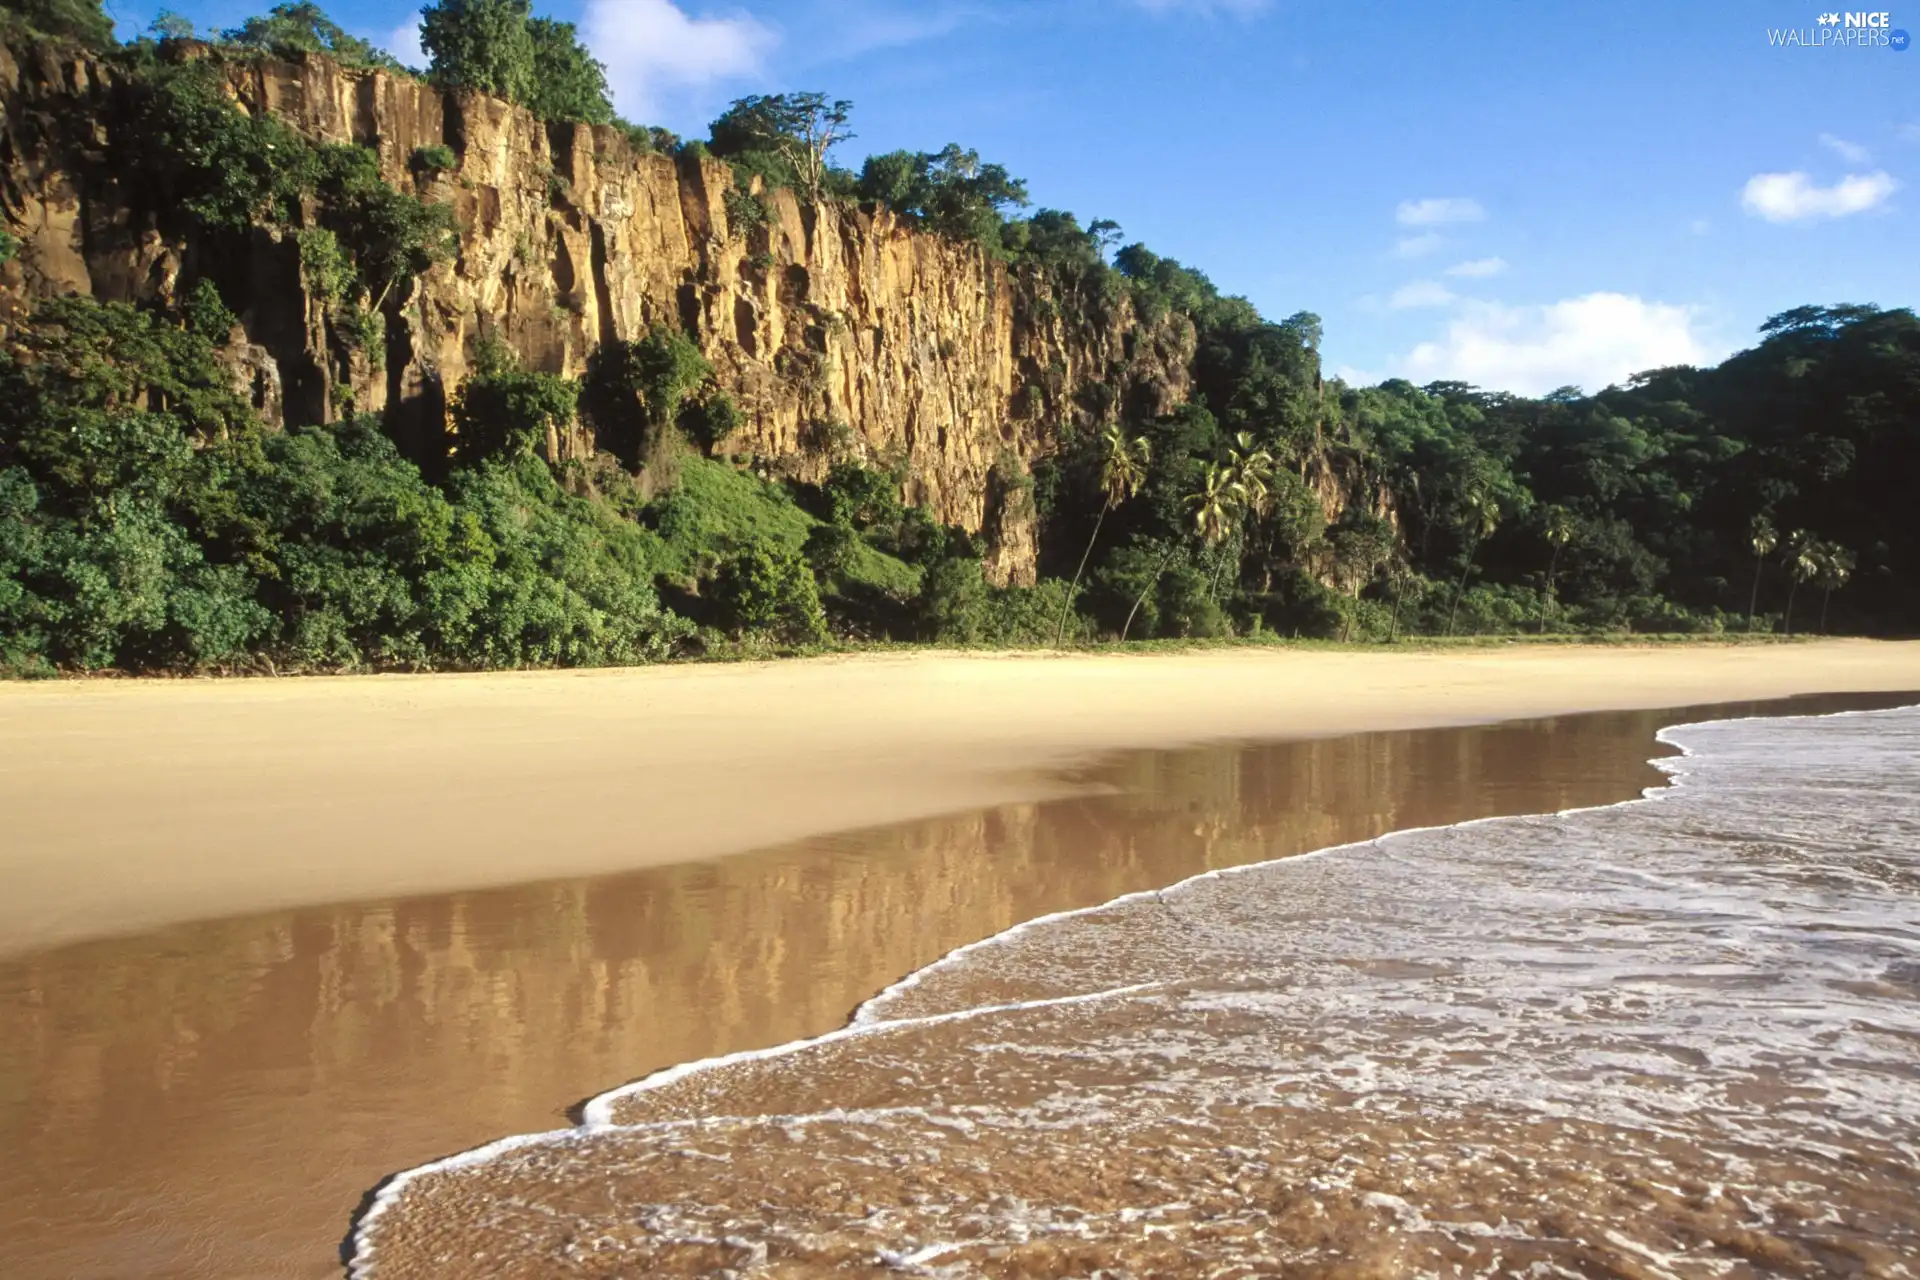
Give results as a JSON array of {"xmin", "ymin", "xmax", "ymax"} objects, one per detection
[{"xmin": 0, "ymin": 38, "xmax": 1196, "ymax": 584}]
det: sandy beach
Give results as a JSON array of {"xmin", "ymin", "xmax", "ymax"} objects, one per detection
[
  {"xmin": 4, "ymin": 639, "xmax": 1920, "ymax": 957},
  {"xmin": 5, "ymin": 643, "xmax": 1919, "ymax": 1279}
]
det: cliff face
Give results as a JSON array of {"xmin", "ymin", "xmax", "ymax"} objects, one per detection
[{"xmin": 0, "ymin": 40, "xmax": 1195, "ymax": 584}]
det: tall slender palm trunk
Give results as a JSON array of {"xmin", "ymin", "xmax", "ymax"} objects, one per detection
[
  {"xmin": 1820, "ymin": 586, "xmax": 1833, "ymax": 635},
  {"xmin": 1445, "ymin": 539, "xmax": 1479, "ymax": 638},
  {"xmin": 1537, "ymin": 545, "xmax": 1561, "ymax": 635},
  {"xmin": 1054, "ymin": 506, "xmax": 1108, "ymax": 647},
  {"xmin": 1746, "ymin": 556, "xmax": 1764, "ymax": 632},
  {"xmin": 1784, "ymin": 579, "xmax": 1800, "ymax": 637},
  {"xmin": 1122, "ymin": 542, "xmax": 1183, "ymax": 642}
]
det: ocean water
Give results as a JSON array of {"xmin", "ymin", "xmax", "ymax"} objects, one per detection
[{"xmin": 354, "ymin": 705, "xmax": 1920, "ymax": 1278}]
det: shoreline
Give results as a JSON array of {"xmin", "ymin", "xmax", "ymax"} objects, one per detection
[
  {"xmin": 4, "ymin": 639, "xmax": 1920, "ymax": 956},
  {"xmin": 4, "ymin": 690, "xmax": 1911, "ymax": 1280},
  {"xmin": 347, "ymin": 696, "xmax": 1920, "ymax": 1280}
]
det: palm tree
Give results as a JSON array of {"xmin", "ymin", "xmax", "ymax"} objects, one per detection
[
  {"xmin": 1816, "ymin": 543, "xmax": 1854, "ymax": 634},
  {"xmin": 1206, "ymin": 434, "xmax": 1274, "ymax": 602},
  {"xmin": 1782, "ymin": 530, "xmax": 1819, "ymax": 637},
  {"xmin": 1384, "ymin": 556, "xmax": 1411, "ymax": 644},
  {"xmin": 1054, "ymin": 425, "xmax": 1150, "ymax": 646},
  {"xmin": 1225, "ymin": 432, "xmax": 1276, "ymax": 517},
  {"xmin": 1444, "ymin": 487, "xmax": 1500, "ymax": 638},
  {"xmin": 1746, "ymin": 514, "xmax": 1777, "ymax": 633},
  {"xmin": 1536, "ymin": 504, "xmax": 1575, "ymax": 635},
  {"xmin": 1122, "ymin": 463, "xmax": 1242, "ymax": 642},
  {"xmin": 1190, "ymin": 459, "xmax": 1244, "ymax": 546}
]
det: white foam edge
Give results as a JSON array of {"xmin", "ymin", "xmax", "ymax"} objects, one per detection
[
  {"xmin": 849, "ymin": 700, "xmax": 1918, "ymax": 1027},
  {"xmin": 346, "ymin": 698, "xmax": 1918, "ymax": 1277}
]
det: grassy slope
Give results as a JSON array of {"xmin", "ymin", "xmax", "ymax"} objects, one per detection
[{"xmin": 650, "ymin": 456, "xmax": 922, "ymax": 596}]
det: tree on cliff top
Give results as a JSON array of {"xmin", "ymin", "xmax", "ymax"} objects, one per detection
[
  {"xmin": 857, "ymin": 145, "xmax": 1029, "ymax": 253},
  {"xmin": 526, "ymin": 16, "xmax": 612, "ymax": 124},
  {"xmin": 1, "ymin": 0, "xmax": 115, "ymax": 47},
  {"xmin": 422, "ymin": 0, "xmax": 535, "ymax": 101},
  {"xmin": 418, "ymin": 0, "xmax": 612, "ymax": 123},
  {"xmin": 221, "ymin": 3, "xmax": 404, "ymax": 71},
  {"xmin": 708, "ymin": 94, "xmax": 854, "ymax": 203}
]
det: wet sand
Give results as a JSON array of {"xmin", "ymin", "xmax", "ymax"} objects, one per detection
[
  {"xmin": 0, "ymin": 691, "xmax": 1911, "ymax": 1279},
  {"xmin": 353, "ymin": 700, "xmax": 1920, "ymax": 1279},
  {"xmin": 5, "ymin": 641, "xmax": 1920, "ymax": 956}
]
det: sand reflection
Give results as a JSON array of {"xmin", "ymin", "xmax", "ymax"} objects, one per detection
[{"xmin": 0, "ymin": 694, "xmax": 1901, "ymax": 1279}]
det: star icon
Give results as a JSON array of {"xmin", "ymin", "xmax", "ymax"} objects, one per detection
[{"xmin": 1818, "ymin": 11, "xmax": 1841, "ymax": 24}]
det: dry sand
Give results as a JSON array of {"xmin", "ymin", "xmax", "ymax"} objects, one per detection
[{"xmin": 3, "ymin": 640, "xmax": 1918, "ymax": 955}]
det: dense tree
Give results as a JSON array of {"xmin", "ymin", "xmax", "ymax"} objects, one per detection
[
  {"xmin": 421, "ymin": 0, "xmax": 536, "ymax": 103},
  {"xmin": 0, "ymin": 0, "xmax": 114, "ymax": 46},
  {"xmin": 709, "ymin": 94, "xmax": 854, "ymax": 202},
  {"xmin": 857, "ymin": 145, "xmax": 1029, "ymax": 251},
  {"xmin": 5, "ymin": 14, "xmax": 1918, "ymax": 666},
  {"xmin": 524, "ymin": 16, "xmax": 611, "ymax": 123},
  {"xmin": 221, "ymin": 3, "xmax": 403, "ymax": 69}
]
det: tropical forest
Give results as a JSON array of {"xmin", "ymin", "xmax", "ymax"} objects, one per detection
[{"xmin": 1, "ymin": 0, "xmax": 1915, "ymax": 675}]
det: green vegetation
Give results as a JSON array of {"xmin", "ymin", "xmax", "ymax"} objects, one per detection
[
  {"xmin": 857, "ymin": 146, "xmax": 1031, "ymax": 255},
  {"xmin": 0, "ymin": 296, "xmax": 693, "ymax": 673},
  {"xmin": 108, "ymin": 48, "xmax": 456, "ymax": 345},
  {"xmin": 411, "ymin": 144, "xmax": 458, "ymax": 174},
  {"xmin": 452, "ymin": 343, "xmax": 580, "ymax": 464},
  {"xmin": 1, "ymin": 0, "xmax": 114, "ymax": 47},
  {"xmin": 220, "ymin": 2, "xmax": 404, "ymax": 70},
  {"xmin": 1, "ymin": 5, "xmax": 1914, "ymax": 676},
  {"xmin": 419, "ymin": 0, "xmax": 613, "ymax": 124},
  {"xmin": 708, "ymin": 94, "xmax": 854, "ymax": 203}
]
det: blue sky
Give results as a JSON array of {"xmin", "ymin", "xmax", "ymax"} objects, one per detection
[{"xmin": 112, "ymin": 0, "xmax": 1916, "ymax": 394}]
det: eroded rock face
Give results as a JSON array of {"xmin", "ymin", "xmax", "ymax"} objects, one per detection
[{"xmin": 0, "ymin": 40, "xmax": 1196, "ymax": 583}]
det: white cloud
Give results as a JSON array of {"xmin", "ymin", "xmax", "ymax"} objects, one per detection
[
  {"xmin": 1902, "ymin": 121, "xmax": 1920, "ymax": 143},
  {"xmin": 1690, "ymin": 217, "xmax": 1712, "ymax": 235},
  {"xmin": 383, "ymin": 14, "xmax": 426, "ymax": 70},
  {"xmin": 1397, "ymin": 293, "xmax": 1718, "ymax": 396},
  {"xmin": 1392, "ymin": 232, "xmax": 1445, "ymax": 259},
  {"xmin": 1331, "ymin": 364, "xmax": 1382, "ymax": 387},
  {"xmin": 1396, "ymin": 196, "xmax": 1485, "ymax": 227},
  {"xmin": 583, "ymin": 0, "xmax": 775, "ymax": 118},
  {"xmin": 1819, "ymin": 132, "xmax": 1872, "ymax": 164},
  {"xmin": 1444, "ymin": 256, "xmax": 1506, "ymax": 278},
  {"xmin": 1740, "ymin": 170, "xmax": 1898, "ymax": 222},
  {"xmin": 1388, "ymin": 280, "xmax": 1456, "ymax": 310}
]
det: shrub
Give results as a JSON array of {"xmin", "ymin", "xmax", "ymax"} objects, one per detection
[
  {"xmin": 802, "ymin": 520, "xmax": 857, "ymax": 583},
  {"xmin": 452, "ymin": 362, "xmax": 580, "ymax": 464},
  {"xmin": 915, "ymin": 554, "xmax": 989, "ymax": 642},
  {"xmin": 711, "ymin": 538, "xmax": 826, "ymax": 642},
  {"xmin": 296, "ymin": 226, "xmax": 356, "ymax": 304},
  {"xmin": 819, "ymin": 460, "xmax": 900, "ymax": 531},
  {"xmin": 647, "ymin": 455, "xmax": 813, "ymax": 576},
  {"xmin": 182, "ymin": 279, "xmax": 238, "ymax": 343},
  {"xmin": 5, "ymin": 0, "xmax": 114, "ymax": 47},
  {"xmin": 1154, "ymin": 561, "xmax": 1229, "ymax": 638},
  {"xmin": 723, "ymin": 184, "xmax": 772, "ymax": 239},
  {"xmin": 118, "ymin": 59, "xmax": 320, "ymax": 233},
  {"xmin": 679, "ymin": 391, "xmax": 742, "ymax": 454},
  {"xmin": 584, "ymin": 327, "xmax": 712, "ymax": 464},
  {"xmin": 411, "ymin": 144, "xmax": 458, "ymax": 174}
]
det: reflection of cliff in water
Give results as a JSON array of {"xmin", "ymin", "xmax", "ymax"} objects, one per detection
[{"xmin": 0, "ymin": 695, "xmax": 1902, "ymax": 1280}]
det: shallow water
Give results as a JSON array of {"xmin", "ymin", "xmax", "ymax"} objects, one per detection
[
  {"xmin": 0, "ymin": 695, "xmax": 1904, "ymax": 1279},
  {"xmin": 353, "ymin": 701, "xmax": 1920, "ymax": 1279}
]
